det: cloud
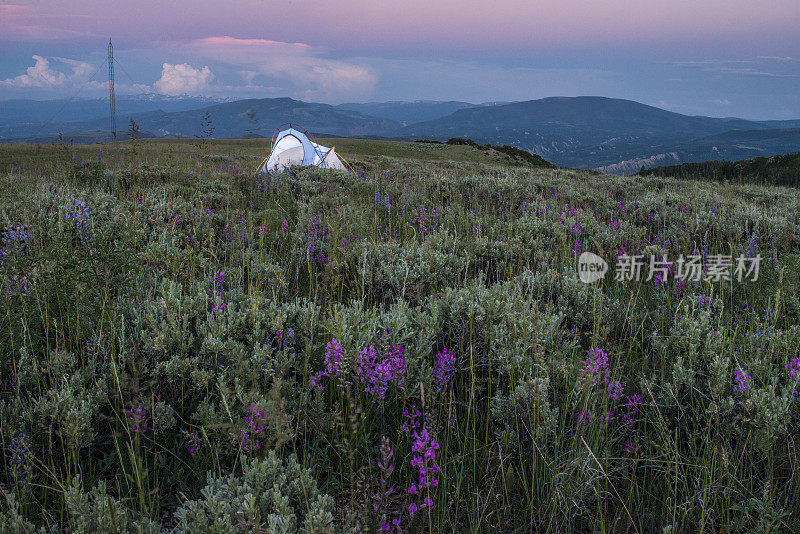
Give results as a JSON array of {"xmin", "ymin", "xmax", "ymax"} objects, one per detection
[
  {"xmin": 673, "ymin": 58, "xmax": 799, "ymax": 78},
  {"xmin": 757, "ymin": 56, "xmax": 797, "ymax": 62},
  {"xmin": 238, "ymin": 70, "xmax": 258, "ymax": 84},
  {"xmin": 153, "ymin": 63, "xmax": 214, "ymax": 95},
  {"xmin": 185, "ymin": 36, "xmax": 377, "ymax": 101},
  {"xmin": 1, "ymin": 54, "xmax": 94, "ymax": 88},
  {"xmin": 0, "ymin": 3, "xmax": 95, "ymax": 40},
  {"xmin": 709, "ymin": 98, "xmax": 730, "ymax": 105}
]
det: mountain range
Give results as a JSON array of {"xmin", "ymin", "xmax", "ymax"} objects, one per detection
[{"xmin": 2, "ymin": 95, "xmax": 799, "ymax": 173}]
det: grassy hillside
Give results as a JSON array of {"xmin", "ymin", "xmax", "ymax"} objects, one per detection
[
  {"xmin": 640, "ymin": 151, "xmax": 800, "ymax": 187},
  {"xmin": 1, "ymin": 138, "xmax": 799, "ymax": 532}
]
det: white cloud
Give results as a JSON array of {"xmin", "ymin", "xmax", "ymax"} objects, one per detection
[
  {"xmin": 0, "ymin": 55, "xmax": 94, "ymax": 88},
  {"xmin": 673, "ymin": 58, "xmax": 799, "ymax": 78},
  {"xmin": 238, "ymin": 70, "xmax": 258, "ymax": 84},
  {"xmin": 185, "ymin": 36, "xmax": 377, "ymax": 102},
  {"xmin": 153, "ymin": 63, "xmax": 214, "ymax": 95}
]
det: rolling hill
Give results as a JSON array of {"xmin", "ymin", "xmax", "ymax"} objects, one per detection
[
  {"xmin": 400, "ymin": 96, "xmax": 800, "ymax": 170},
  {"xmin": 638, "ymin": 150, "xmax": 800, "ymax": 187},
  {"xmin": 0, "ymin": 98, "xmax": 400, "ymax": 141}
]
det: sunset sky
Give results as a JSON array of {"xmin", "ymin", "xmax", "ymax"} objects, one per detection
[{"xmin": 1, "ymin": 0, "xmax": 798, "ymax": 118}]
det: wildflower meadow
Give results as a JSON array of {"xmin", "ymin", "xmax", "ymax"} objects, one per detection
[{"xmin": 0, "ymin": 138, "xmax": 799, "ymax": 532}]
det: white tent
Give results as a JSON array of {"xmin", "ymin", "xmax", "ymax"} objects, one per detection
[{"xmin": 258, "ymin": 124, "xmax": 348, "ymax": 173}]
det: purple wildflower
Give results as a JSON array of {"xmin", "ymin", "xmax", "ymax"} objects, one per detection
[
  {"xmin": 432, "ymin": 348, "xmax": 456, "ymax": 390},
  {"xmin": 64, "ymin": 200, "xmax": 92, "ymax": 244},
  {"xmin": 207, "ymin": 270, "xmax": 226, "ymax": 315},
  {"xmin": 607, "ymin": 380, "xmax": 624, "ymax": 401},
  {"xmin": 356, "ymin": 344, "xmax": 405, "ymax": 401},
  {"xmin": 733, "ymin": 369, "xmax": 752, "ymax": 394},
  {"xmin": 575, "ymin": 409, "xmax": 592, "ymax": 426},
  {"xmin": 8, "ymin": 432, "xmax": 32, "ymax": 482},
  {"xmin": 581, "ymin": 347, "xmax": 611, "ymax": 386},
  {"xmin": 310, "ymin": 338, "xmax": 345, "ymax": 389},
  {"xmin": 126, "ymin": 406, "xmax": 151, "ymax": 434},
  {"xmin": 762, "ymin": 306, "xmax": 776, "ymax": 327},
  {"xmin": 407, "ymin": 428, "xmax": 440, "ymax": 516},
  {"xmin": 181, "ymin": 429, "xmax": 201, "ymax": 459},
  {"xmin": 400, "ymin": 407, "xmax": 422, "ymax": 433}
]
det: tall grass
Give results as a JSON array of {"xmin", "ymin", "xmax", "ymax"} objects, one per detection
[{"xmin": 0, "ymin": 139, "xmax": 798, "ymax": 532}]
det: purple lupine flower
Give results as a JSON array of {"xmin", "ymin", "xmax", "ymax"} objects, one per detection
[
  {"xmin": 310, "ymin": 338, "xmax": 345, "ymax": 389},
  {"xmin": 407, "ymin": 428, "xmax": 440, "ymax": 516},
  {"xmin": 620, "ymin": 394, "xmax": 642, "ymax": 425},
  {"xmin": 787, "ymin": 357, "xmax": 800, "ymax": 382},
  {"xmin": 432, "ymin": 349, "xmax": 456, "ymax": 390},
  {"xmin": 733, "ymin": 369, "xmax": 752, "ymax": 394},
  {"xmin": 241, "ymin": 404, "xmax": 269, "ymax": 451},
  {"xmin": 374, "ymin": 436, "xmax": 399, "ymax": 530},
  {"xmin": 762, "ymin": 306, "xmax": 776, "ymax": 327},
  {"xmin": 127, "ymin": 406, "xmax": 151, "ymax": 434},
  {"xmin": 581, "ymin": 347, "xmax": 611, "ymax": 386},
  {"xmin": 356, "ymin": 344, "xmax": 405, "ymax": 401},
  {"xmin": 575, "ymin": 409, "xmax": 592, "ymax": 426},
  {"xmin": 240, "ymin": 431, "xmax": 260, "ymax": 451},
  {"xmin": 1, "ymin": 225, "xmax": 30, "ymax": 247},
  {"xmin": 400, "ymin": 407, "xmax": 422, "ymax": 433},
  {"xmin": 64, "ymin": 200, "xmax": 92, "ymax": 244},
  {"xmin": 181, "ymin": 429, "xmax": 201, "ymax": 459},
  {"xmin": 607, "ymin": 380, "xmax": 624, "ymax": 401},
  {"xmin": 279, "ymin": 219, "xmax": 289, "ymax": 241},
  {"xmin": 625, "ymin": 394, "xmax": 642, "ymax": 413},
  {"xmin": 168, "ymin": 213, "xmax": 180, "ymax": 232},
  {"xmin": 207, "ymin": 270, "xmax": 226, "ymax": 315},
  {"xmin": 8, "ymin": 432, "xmax": 32, "ymax": 482},
  {"xmin": 786, "ymin": 357, "xmax": 800, "ymax": 401}
]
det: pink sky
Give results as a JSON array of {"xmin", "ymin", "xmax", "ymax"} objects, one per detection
[
  {"xmin": 2, "ymin": 0, "xmax": 799, "ymax": 52},
  {"xmin": 1, "ymin": 1, "xmax": 798, "ymax": 118}
]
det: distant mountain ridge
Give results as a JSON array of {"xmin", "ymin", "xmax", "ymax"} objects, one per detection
[
  {"xmin": 2, "ymin": 95, "xmax": 799, "ymax": 173},
  {"xmin": 0, "ymin": 95, "xmax": 222, "ymax": 128},
  {"xmin": 0, "ymin": 98, "xmax": 400, "ymax": 140},
  {"xmin": 336, "ymin": 101, "xmax": 476, "ymax": 126}
]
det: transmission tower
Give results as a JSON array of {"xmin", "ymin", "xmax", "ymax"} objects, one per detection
[{"xmin": 108, "ymin": 39, "xmax": 116, "ymax": 139}]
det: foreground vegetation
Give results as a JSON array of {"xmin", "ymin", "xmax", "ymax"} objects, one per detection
[{"xmin": 1, "ymin": 138, "xmax": 799, "ymax": 532}]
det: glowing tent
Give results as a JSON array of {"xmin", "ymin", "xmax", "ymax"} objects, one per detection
[{"xmin": 257, "ymin": 124, "xmax": 349, "ymax": 173}]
